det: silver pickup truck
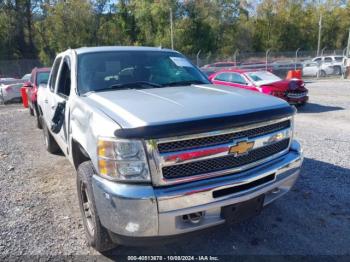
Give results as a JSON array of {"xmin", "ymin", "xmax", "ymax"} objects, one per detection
[{"xmin": 37, "ymin": 46, "xmax": 303, "ymax": 251}]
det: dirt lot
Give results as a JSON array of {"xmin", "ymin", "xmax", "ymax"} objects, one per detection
[{"xmin": 0, "ymin": 80, "xmax": 349, "ymax": 259}]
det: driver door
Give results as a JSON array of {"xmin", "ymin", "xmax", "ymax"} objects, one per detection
[
  {"xmin": 49, "ymin": 56, "xmax": 72, "ymax": 154},
  {"xmin": 43, "ymin": 57, "xmax": 62, "ymax": 129}
]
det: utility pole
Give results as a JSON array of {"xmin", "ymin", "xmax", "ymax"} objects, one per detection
[
  {"xmin": 196, "ymin": 50, "xmax": 201, "ymax": 66},
  {"xmin": 346, "ymin": 28, "xmax": 350, "ymax": 57},
  {"xmin": 170, "ymin": 8, "xmax": 174, "ymax": 50},
  {"xmin": 317, "ymin": 13, "xmax": 322, "ymax": 56},
  {"xmin": 233, "ymin": 49, "xmax": 239, "ymax": 67},
  {"xmin": 265, "ymin": 49, "xmax": 271, "ymax": 71},
  {"xmin": 295, "ymin": 48, "xmax": 301, "ymax": 70}
]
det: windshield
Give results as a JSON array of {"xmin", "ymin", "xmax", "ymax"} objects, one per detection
[
  {"xmin": 36, "ymin": 72, "xmax": 50, "ymax": 85},
  {"xmin": 246, "ymin": 71, "xmax": 281, "ymax": 84},
  {"xmin": 77, "ymin": 51, "xmax": 209, "ymax": 94}
]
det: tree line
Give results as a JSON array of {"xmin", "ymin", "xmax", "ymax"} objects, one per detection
[{"xmin": 0, "ymin": 0, "xmax": 349, "ymax": 65}]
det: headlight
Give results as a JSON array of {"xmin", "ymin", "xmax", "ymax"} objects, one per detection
[{"xmin": 97, "ymin": 138, "xmax": 150, "ymax": 182}]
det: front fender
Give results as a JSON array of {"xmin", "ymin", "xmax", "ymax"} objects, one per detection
[{"xmin": 69, "ymin": 97, "xmax": 122, "ymax": 171}]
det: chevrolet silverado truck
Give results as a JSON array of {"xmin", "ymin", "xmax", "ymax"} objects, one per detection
[{"xmin": 37, "ymin": 46, "xmax": 303, "ymax": 251}]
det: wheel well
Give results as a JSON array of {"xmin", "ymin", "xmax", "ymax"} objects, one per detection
[{"xmin": 71, "ymin": 139, "xmax": 90, "ymax": 170}]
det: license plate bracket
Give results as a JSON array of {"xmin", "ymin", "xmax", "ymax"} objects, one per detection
[{"xmin": 221, "ymin": 195, "xmax": 265, "ymax": 224}]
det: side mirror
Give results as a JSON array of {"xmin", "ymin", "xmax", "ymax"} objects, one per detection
[{"xmin": 51, "ymin": 101, "xmax": 66, "ymax": 134}]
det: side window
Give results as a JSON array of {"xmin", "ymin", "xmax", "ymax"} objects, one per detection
[
  {"xmin": 324, "ymin": 57, "xmax": 332, "ymax": 63},
  {"xmin": 49, "ymin": 58, "xmax": 62, "ymax": 92},
  {"xmin": 214, "ymin": 73, "xmax": 231, "ymax": 82},
  {"xmin": 231, "ymin": 73, "xmax": 246, "ymax": 84},
  {"xmin": 314, "ymin": 58, "xmax": 322, "ymax": 63},
  {"xmin": 56, "ymin": 57, "xmax": 71, "ymax": 98}
]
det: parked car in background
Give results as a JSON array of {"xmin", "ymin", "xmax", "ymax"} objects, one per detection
[
  {"xmin": 302, "ymin": 61, "xmax": 334, "ymax": 77},
  {"xmin": 209, "ymin": 69, "xmax": 308, "ymax": 105},
  {"xmin": 23, "ymin": 67, "xmax": 51, "ymax": 128},
  {"xmin": 0, "ymin": 83, "xmax": 23, "ymax": 104},
  {"xmin": 312, "ymin": 56, "xmax": 345, "ymax": 75},
  {"xmin": 239, "ymin": 61, "xmax": 273, "ymax": 72},
  {"xmin": 201, "ymin": 61, "xmax": 238, "ymax": 69},
  {"xmin": 0, "ymin": 77, "xmax": 17, "ymax": 83},
  {"xmin": 200, "ymin": 68, "xmax": 217, "ymax": 76},
  {"xmin": 21, "ymin": 74, "xmax": 31, "ymax": 81}
]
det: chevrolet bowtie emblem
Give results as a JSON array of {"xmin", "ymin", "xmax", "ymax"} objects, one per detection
[{"xmin": 229, "ymin": 140, "xmax": 255, "ymax": 156}]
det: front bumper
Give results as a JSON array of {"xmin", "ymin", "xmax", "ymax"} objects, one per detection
[
  {"xmin": 92, "ymin": 140, "xmax": 303, "ymax": 239},
  {"xmin": 287, "ymin": 96, "xmax": 309, "ymax": 105}
]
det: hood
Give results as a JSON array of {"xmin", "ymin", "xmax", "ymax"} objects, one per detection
[
  {"xmin": 260, "ymin": 79, "xmax": 305, "ymax": 91},
  {"xmin": 83, "ymin": 84, "xmax": 290, "ymax": 131}
]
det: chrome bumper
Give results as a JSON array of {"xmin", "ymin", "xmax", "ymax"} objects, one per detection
[{"xmin": 92, "ymin": 140, "xmax": 303, "ymax": 238}]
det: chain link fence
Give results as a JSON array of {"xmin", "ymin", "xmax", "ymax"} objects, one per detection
[
  {"xmin": 190, "ymin": 49, "xmax": 350, "ymax": 79},
  {"xmin": 0, "ymin": 59, "xmax": 44, "ymax": 79},
  {"xmin": 1, "ymin": 49, "xmax": 349, "ymax": 81}
]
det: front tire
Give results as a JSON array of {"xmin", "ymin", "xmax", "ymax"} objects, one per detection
[
  {"xmin": 29, "ymin": 105, "xmax": 34, "ymax": 116},
  {"xmin": 77, "ymin": 161, "xmax": 117, "ymax": 252},
  {"xmin": 42, "ymin": 117, "xmax": 60, "ymax": 154},
  {"xmin": 34, "ymin": 104, "xmax": 42, "ymax": 129},
  {"xmin": 36, "ymin": 115, "xmax": 42, "ymax": 129}
]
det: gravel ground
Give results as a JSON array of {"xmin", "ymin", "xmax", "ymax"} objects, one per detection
[{"xmin": 0, "ymin": 80, "xmax": 349, "ymax": 260}]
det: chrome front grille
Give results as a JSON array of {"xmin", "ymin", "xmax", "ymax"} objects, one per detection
[
  {"xmin": 162, "ymin": 139, "xmax": 290, "ymax": 179},
  {"xmin": 146, "ymin": 117, "xmax": 293, "ymax": 186},
  {"xmin": 157, "ymin": 120, "xmax": 291, "ymax": 153}
]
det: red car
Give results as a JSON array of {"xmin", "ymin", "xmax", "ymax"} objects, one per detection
[
  {"xmin": 23, "ymin": 67, "xmax": 51, "ymax": 128},
  {"xmin": 209, "ymin": 69, "xmax": 308, "ymax": 105}
]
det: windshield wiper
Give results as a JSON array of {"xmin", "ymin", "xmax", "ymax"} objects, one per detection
[
  {"xmin": 94, "ymin": 81, "xmax": 162, "ymax": 92},
  {"xmin": 163, "ymin": 80, "xmax": 208, "ymax": 87}
]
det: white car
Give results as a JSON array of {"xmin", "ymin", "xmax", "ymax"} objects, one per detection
[
  {"xmin": 21, "ymin": 74, "xmax": 31, "ymax": 81},
  {"xmin": 312, "ymin": 56, "xmax": 345, "ymax": 75},
  {"xmin": 302, "ymin": 61, "xmax": 334, "ymax": 77},
  {"xmin": 0, "ymin": 78, "xmax": 17, "ymax": 83},
  {"xmin": 0, "ymin": 83, "xmax": 23, "ymax": 103}
]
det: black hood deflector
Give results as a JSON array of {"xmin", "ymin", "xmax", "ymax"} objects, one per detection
[{"xmin": 114, "ymin": 105, "xmax": 296, "ymax": 140}]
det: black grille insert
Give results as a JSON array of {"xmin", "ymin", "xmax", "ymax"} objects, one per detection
[
  {"xmin": 157, "ymin": 120, "xmax": 290, "ymax": 153},
  {"xmin": 213, "ymin": 174, "xmax": 275, "ymax": 198},
  {"xmin": 162, "ymin": 139, "xmax": 289, "ymax": 179}
]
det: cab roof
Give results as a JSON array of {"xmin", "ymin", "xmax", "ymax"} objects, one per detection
[{"xmin": 74, "ymin": 46, "xmax": 176, "ymax": 55}]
